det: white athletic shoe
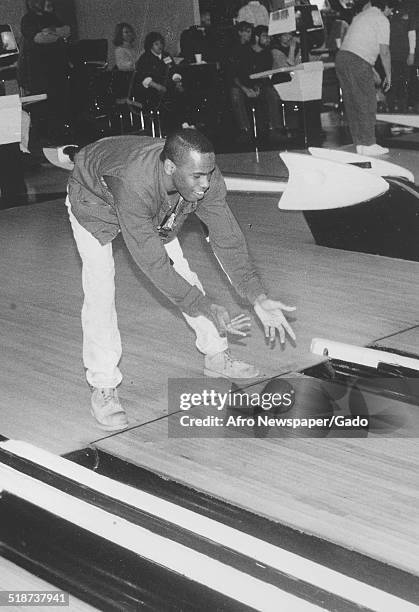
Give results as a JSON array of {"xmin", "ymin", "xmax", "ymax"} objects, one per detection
[
  {"xmin": 204, "ymin": 350, "xmax": 259, "ymax": 379},
  {"xmin": 90, "ymin": 387, "xmax": 128, "ymax": 431},
  {"xmin": 356, "ymin": 144, "xmax": 389, "ymax": 156}
]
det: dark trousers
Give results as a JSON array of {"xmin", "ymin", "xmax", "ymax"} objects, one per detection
[
  {"xmin": 335, "ymin": 50, "xmax": 376, "ymax": 146},
  {"xmin": 230, "ymin": 84, "xmax": 282, "ymax": 132},
  {"xmin": 387, "ymin": 59, "xmax": 409, "ymax": 112}
]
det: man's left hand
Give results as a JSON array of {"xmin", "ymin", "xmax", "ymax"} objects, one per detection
[{"xmin": 254, "ymin": 296, "xmax": 296, "ymax": 345}]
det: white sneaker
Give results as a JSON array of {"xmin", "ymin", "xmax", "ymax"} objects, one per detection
[
  {"xmin": 204, "ymin": 350, "xmax": 259, "ymax": 379},
  {"xmin": 356, "ymin": 144, "xmax": 389, "ymax": 156},
  {"xmin": 90, "ymin": 388, "xmax": 128, "ymax": 431}
]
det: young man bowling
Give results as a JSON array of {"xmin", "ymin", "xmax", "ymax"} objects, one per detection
[{"xmin": 66, "ymin": 129, "xmax": 295, "ymax": 430}]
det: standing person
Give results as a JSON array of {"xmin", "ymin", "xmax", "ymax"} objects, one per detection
[
  {"xmin": 180, "ymin": 9, "xmax": 219, "ymax": 63},
  {"xmin": 113, "ymin": 23, "xmax": 138, "ymax": 72},
  {"xmin": 400, "ymin": 0, "xmax": 419, "ymax": 111},
  {"xmin": 237, "ymin": 1, "xmax": 270, "ymax": 27},
  {"xmin": 335, "ymin": 0, "xmax": 393, "ymax": 156},
  {"xmin": 386, "ymin": 0, "xmax": 416, "ymax": 113},
  {"xmin": 66, "ymin": 129, "xmax": 296, "ymax": 431},
  {"xmin": 20, "ymin": 0, "xmax": 71, "ymax": 140}
]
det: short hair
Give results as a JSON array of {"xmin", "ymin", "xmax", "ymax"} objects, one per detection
[
  {"xmin": 26, "ymin": 0, "xmax": 43, "ymax": 12},
  {"xmin": 113, "ymin": 23, "xmax": 135, "ymax": 47},
  {"xmin": 254, "ymin": 25, "xmax": 269, "ymax": 39},
  {"xmin": 236, "ymin": 21, "xmax": 253, "ymax": 32},
  {"xmin": 160, "ymin": 128, "xmax": 214, "ymax": 165},
  {"xmin": 144, "ymin": 31, "xmax": 164, "ymax": 52},
  {"xmin": 370, "ymin": 0, "xmax": 391, "ymax": 9}
]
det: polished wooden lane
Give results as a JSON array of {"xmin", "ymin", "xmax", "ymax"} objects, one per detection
[
  {"xmin": 1, "ymin": 151, "xmax": 419, "ymax": 581},
  {"xmin": 0, "ymin": 557, "xmax": 97, "ymax": 611}
]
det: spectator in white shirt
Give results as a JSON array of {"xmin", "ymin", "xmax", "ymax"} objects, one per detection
[
  {"xmin": 335, "ymin": 0, "xmax": 393, "ymax": 156},
  {"xmin": 113, "ymin": 23, "xmax": 137, "ymax": 72}
]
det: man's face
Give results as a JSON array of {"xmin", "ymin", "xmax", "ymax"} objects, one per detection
[
  {"xmin": 200, "ymin": 11, "xmax": 211, "ymax": 27},
  {"xmin": 239, "ymin": 28, "xmax": 252, "ymax": 44},
  {"xmin": 279, "ymin": 32, "xmax": 292, "ymax": 46},
  {"xmin": 170, "ymin": 151, "xmax": 215, "ymax": 202},
  {"xmin": 151, "ymin": 39, "xmax": 164, "ymax": 55},
  {"xmin": 122, "ymin": 27, "xmax": 134, "ymax": 43},
  {"xmin": 259, "ymin": 32, "xmax": 270, "ymax": 48},
  {"xmin": 383, "ymin": 5, "xmax": 393, "ymax": 17}
]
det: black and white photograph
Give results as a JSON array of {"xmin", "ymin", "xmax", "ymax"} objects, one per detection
[{"xmin": 0, "ymin": 0, "xmax": 418, "ymax": 610}]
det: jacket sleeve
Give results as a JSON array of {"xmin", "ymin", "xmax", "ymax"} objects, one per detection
[
  {"xmin": 104, "ymin": 175, "xmax": 213, "ymax": 317},
  {"xmin": 195, "ymin": 168, "xmax": 265, "ymax": 304}
]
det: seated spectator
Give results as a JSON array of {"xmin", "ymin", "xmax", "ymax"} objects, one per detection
[
  {"xmin": 135, "ymin": 32, "xmax": 192, "ymax": 133},
  {"xmin": 113, "ymin": 23, "xmax": 137, "ymax": 72},
  {"xmin": 180, "ymin": 10, "xmax": 218, "ymax": 63},
  {"xmin": 229, "ymin": 24, "xmax": 283, "ymax": 142},
  {"xmin": 271, "ymin": 32, "xmax": 302, "ymax": 68},
  {"xmin": 237, "ymin": 1, "xmax": 269, "ymax": 27}
]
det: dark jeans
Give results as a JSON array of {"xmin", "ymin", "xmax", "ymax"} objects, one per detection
[
  {"xmin": 335, "ymin": 50, "xmax": 376, "ymax": 146},
  {"xmin": 387, "ymin": 59, "xmax": 409, "ymax": 112}
]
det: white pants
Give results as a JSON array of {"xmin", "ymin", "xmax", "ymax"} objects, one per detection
[{"xmin": 66, "ymin": 197, "xmax": 227, "ymax": 388}]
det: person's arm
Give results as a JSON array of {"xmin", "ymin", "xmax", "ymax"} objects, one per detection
[
  {"xmin": 272, "ymin": 48, "xmax": 288, "ymax": 69},
  {"xmin": 408, "ymin": 29, "xmax": 416, "ymax": 66},
  {"xmin": 195, "ymin": 168, "xmax": 266, "ymax": 304},
  {"xmin": 103, "ymin": 175, "xmax": 246, "ymax": 335},
  {"xmin": 136, "ymin": 54, "xmax": 167, "ymax": 93},
  {"xmin": 33, "ymin": 29, "xmax": 60, "ymax": 44},
  {"xmin": 196, "ymin": 170, "xmax": 295, "ymax": 343},
  {"xmin": 233, "ymin": 74, "xmax": 259, "ymax": 97},
  {"xmin": 379, "ymin": 44, "xmax": 391, "ymax": 92}
]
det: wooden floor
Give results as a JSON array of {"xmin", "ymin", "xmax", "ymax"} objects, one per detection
[
  {"xmin": 1, "ymin": 146, "xmax": 419, "ymax": 584},
  {"xmin": 0, "ymin": 557, "xmax": 96, "ymax": 612}
]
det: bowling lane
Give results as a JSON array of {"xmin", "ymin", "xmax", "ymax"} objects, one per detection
[
  {"xmin": 96, "ymin": 197, "xmax": 419, "ymax": 576},
  {"xmin": 371, "ymin": 326, "xmax": 419, "ymax": 357},
  {"xmin": 96, "ymin": 418, "xmax": 419, "ymax": 576},
  {"xmin": 1, "ymin": 189, "xmax": 419, "ymax": 454}
]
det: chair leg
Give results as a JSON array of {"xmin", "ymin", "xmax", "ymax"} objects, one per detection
[
  {"xmin": 250, "ymin": 104, "xmax": 259, "ymax": 161},
  {"xmin": 281, "ymin": 102, "xmax": 287, "ymax": 129},
  {"xmin": 156, "ymin": 109, "xmax": 162, "ymax": 138},
  {"xmin": 250, "ymin": 104, "xmax": 258, "ymax": 140}
]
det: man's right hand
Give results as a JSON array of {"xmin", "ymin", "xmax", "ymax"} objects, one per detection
[
  {"xmin": 209, "ymin": 304, "xmax": 251, "ymax": 337},
  {"xmin": 382, "ymin": 75, "xmax": 391, "ymax": 93}
]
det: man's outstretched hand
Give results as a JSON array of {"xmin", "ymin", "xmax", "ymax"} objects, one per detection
[
  {"xmin": 254, "ymin": 295, "xmax": 296, "ymax": 345},
  {"xmin": 209, "ymin": 304, "xmax": 251, "ymax": 337}
]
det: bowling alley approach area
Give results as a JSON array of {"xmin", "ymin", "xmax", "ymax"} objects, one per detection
[
  {"xmin": 0, "ymin": 139, "xmax": 419, "ymax": 612},
  {"xmin": 1, "ymin": 137, "xmax": 419, "ymax": 612}
]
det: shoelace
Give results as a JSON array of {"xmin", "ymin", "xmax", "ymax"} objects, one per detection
[
  {"xmin": 224, "ymin": 350, "xmax": 233, "ymax": 365},
  {"xmin": 100, "ymin": 389, "xmax": 117, "ymax": 403}
]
